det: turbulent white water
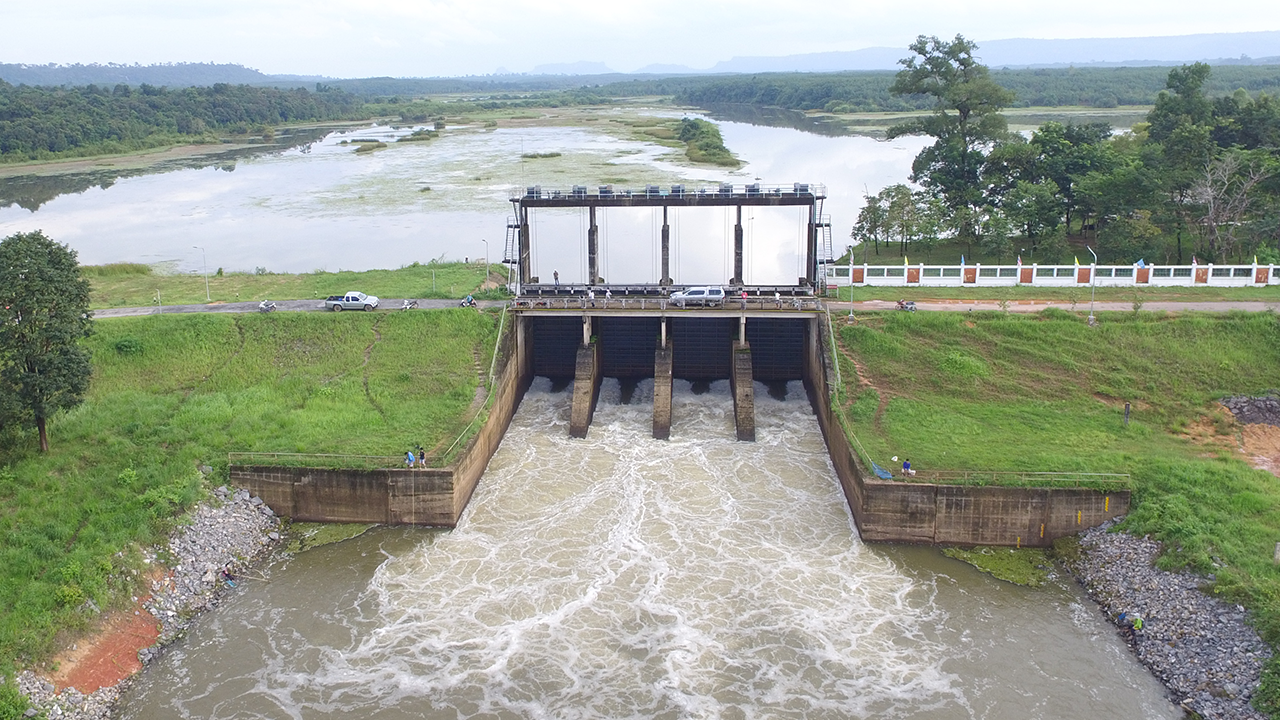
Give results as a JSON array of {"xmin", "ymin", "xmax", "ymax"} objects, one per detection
[{"xmin": 119, "ymin": 379, "xmax": 1179, "ymax": 719}]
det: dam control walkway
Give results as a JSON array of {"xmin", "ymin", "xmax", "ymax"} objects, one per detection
[
  {"xmin": 512, "ymin": 294, "xmax": 827, "ymax": 441},
  {"xmin": 502, "ymin": 182, "xmax": 834, "ymax": 441}
]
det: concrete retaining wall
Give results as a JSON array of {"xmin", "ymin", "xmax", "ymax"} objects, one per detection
[
  {"xmin": 230, "ymin": 311, "xmax": 533, "ymax": 527},
  {"xmin": 804, "ymin": 316, "xmax": 1129, "ymax": 547}
]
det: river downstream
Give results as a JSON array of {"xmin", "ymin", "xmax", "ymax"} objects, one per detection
[{"xmin": 118, "ymin": 380, "xmax": 1177, "ymax": 719}]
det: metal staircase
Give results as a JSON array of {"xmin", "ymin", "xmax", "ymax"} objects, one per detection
[
  {"xmin": 503, "ymin": 216, "xmax": 520, "ymax": 264},
  {"xmin": 815, "ymin": 190, "xmax": 835, "ymax": 294}
]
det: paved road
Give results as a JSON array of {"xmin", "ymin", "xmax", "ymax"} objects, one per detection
[
  {"xmin": 93, "ymin": 299, "xmax": 500, "ymax": 318},
  {"xmin": 92, "ymin": 297, "xmax": 1280, "ymax": 318}
]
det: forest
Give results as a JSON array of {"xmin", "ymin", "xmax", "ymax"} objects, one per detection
[
  {"xmin": 0, "ymin": 82, "xmax": 366, "ymax": 162},
  {"xmin": 847, "ymin": 38, "xmax": 1280, "ymax": 266},
  {"xmin": 621, "ymin": 65, "xmax": 1280, "ymax": 113}
]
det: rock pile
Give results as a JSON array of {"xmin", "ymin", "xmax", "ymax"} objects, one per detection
[
  {"xmin": 15, "ymin": 675, "xmax": 117, "ymax": 720},
  {"xmin": 17, "ymin": 485, "xmax": 281, "ymax": 720},
  {"xmin": 143, "ymin": 486, "xmax": 281, "ymax": 646},
  {"xmin": 1068, "ymin": 521, "xmax": 1272, "ymax": 720},
  {"xmin": 1222, "ymin": 394, "xmax": 1280, "ymax": 427}
]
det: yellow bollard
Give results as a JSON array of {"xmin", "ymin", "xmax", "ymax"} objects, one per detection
[
  {"xmin": 1040, "ymin": 523, "xmax": 1045, "ymax": 538},
  {"xmin": 1105, "ymin": 496, "xmax": 1110, "ymax": 512},
  {"xmin": 1077, "ymin": 510, "xmax": 1082, "ymax": 525},
  {"xmin": 1017, "ymin": 536, "xmax": 1021, "ymax": 549}
]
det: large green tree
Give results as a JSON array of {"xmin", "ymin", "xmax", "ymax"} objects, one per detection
[
  {"xmin": 887, "ymin": 35, "xmax": 1014, "ymax": 242},
  {"xmin": 0, "ymin": 231, "xmax": 94, "ymax": 452}
]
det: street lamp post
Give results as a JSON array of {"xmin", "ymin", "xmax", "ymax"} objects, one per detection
[
  {"xmin": 1087, "ymin": 246, "xmax": 1098, "ymax": 325},
  {"xmin": 481, "ymin": 239, "xmax": 488, "ymax": 271},
  {"xmin": 193, "ymin": 246, "xmax": 209, "ymax": 302}
]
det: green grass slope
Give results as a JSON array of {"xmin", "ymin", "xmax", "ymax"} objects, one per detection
[
  {"xmin": 834, "ymin": 309, "xmax": 1280, "ymax": 714},
  {"xmin": 85, "ymin": 261, "xmax": 503, "ymax": 309},
  {"xmin": 0, "ymin": 310, "xmax": 497, "ymax": 678}
]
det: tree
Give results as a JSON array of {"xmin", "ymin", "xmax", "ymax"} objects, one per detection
[
  {"xmin": 1147, "ymin": 63, "xmax": 1213, "ymax": 143},
  {"xmin": 1003, "ymin": 180, "xmax": 1063, "ymax": 242},
  {"xmin": 1098, "ymin": 209, "xmax": 1166, "ymax": 263},
  {"xmin": 978, "ymin": 210, "xmax": 1015, "ymax": 263},
  {"xmin": 0, "ymin": 231, "xmax": 94, "ymax": 452},
  {"xmin": 851, "ymin": 191, "xmax": 889, "ymax": 259},
  {"xmin": 1029, "ymin": 121, "xmax": 1114, "ymax": 232},
  {"xmin": 1190, "ymin": 149, "xmax": 1275, "ymax": 261},
  {"xmin": 887, "ymin": 35, "xmax": 1015, "ymax": 243},
  {"xmin": 879, "ymin": 184, "xmax": 918, "ymax": 253}
]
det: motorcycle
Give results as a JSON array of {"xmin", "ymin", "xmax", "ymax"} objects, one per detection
[
  {"xmin": 401, "ymin": 299, "xmax": 419, "ymax": 311},
  {"xmin": 896, "ymin": 300, "xmax": 916, "ymax": 312},
  {"xmin": 459, "ymin": 296, "xmax": 477, "ymax": 308},
  {"xmin": 258, "ymin": 300, "xmax": 277, "ymax": 313}
]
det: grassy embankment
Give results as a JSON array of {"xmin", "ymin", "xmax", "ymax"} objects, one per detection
[
  {"xmin": 84, "ymin": 261, "xmax": 504, "ymax": 309},
  {"xmin": 0, "ymin": 310, "xmax": 498, "ymax": 689},
  {"xmin": 834, "ymin": 309, "xmax": 1280, "ymax": 713}
]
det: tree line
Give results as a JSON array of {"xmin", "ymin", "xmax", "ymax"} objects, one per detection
[
  {"xmin": 851, "ymin": 36, "xmax": 1280, "ymax": 266},
  {"xmin": 0, "ymin": 82, "xmax": 367, "ymax": 162},
  {"xmin": 654, "ymin": 65, "xmax": 1280, "ymax": 114}
]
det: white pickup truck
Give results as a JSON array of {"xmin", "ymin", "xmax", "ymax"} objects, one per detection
[
  {"xmin": 324, "ymin": 291, "xmax": 379, "ymax": 311},
  {"xmin": 669, "ymin": 286, "xmax": 725, "ymax": 307}
]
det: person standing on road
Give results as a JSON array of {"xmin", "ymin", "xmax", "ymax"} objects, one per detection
[{"xmin": 554, "ymin": 270, "xmax": 559, "ymax": 286}]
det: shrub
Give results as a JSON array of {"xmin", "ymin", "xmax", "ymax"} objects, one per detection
[{"xmin": 114, "ymin": 337, "xmax": 143, "ymax": 356}]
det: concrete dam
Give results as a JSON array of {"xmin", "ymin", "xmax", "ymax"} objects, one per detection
[{"xmin": 231, "ymin": 183, "xmax": 1127, "ymax": 546}]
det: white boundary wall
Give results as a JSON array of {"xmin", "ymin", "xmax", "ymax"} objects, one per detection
[{"xmin": 824, "ymin": 263, "xmax": 1280, "ymax": 288}]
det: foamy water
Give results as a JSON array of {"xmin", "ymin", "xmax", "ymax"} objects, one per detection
[{"xmin": 119, "ymin": 379, "xmax": 1179, "ymax": 719}]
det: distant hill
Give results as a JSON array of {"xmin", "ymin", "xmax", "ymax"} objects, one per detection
[
  {"xmin": 629, "ymin": 31, "xmax": 1280, "ymax": 74},
  {"xmin": 0, "ymin": 62, "xmax": 282, "ymax": 87},
  {"xmin": 531, "ymin": 61, "xmax": 616, "ymax": 75}
]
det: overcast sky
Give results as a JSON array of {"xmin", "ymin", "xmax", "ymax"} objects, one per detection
[{"xmin": 5, "ymin": 0, "xmax": 1280, "ymax": 77}]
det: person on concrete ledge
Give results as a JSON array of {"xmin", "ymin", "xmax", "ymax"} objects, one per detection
[
  {"xmin": 903, "ymin": 458, "xmax": 916, "ymax": 477},
  {"xmin": 405, "ymin": 450, "xmax": 416, "ymax": 468}
]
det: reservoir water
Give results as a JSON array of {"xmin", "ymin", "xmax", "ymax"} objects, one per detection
[
  {"xmin": 118, "ymin": 380, "xmax": 1178, "ymax": 718},
  {"xmin": 0, "ymin": 117, "xmax": 926, "ymax": 286}
]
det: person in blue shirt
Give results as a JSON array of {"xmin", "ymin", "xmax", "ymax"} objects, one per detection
[{"xmin": 902, "ymin": 458, "xmax": 916, "ymax": 477}]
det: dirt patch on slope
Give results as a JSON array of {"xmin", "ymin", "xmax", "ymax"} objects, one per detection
[
  {"xmin": 48, "ymin": 602, "xmax": 159, "ymax": 693},
  {"xmin": 1241, "ymin": 423, "xmax": 1280, "ymax": 478}
]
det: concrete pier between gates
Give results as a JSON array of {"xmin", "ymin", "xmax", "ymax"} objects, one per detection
[
  {"xmin": 570, "ymin": 338, "xmax": 602, "ymax": 438},
  {"xmin": 653, "ymin": 341, "xmax": 673, "ymax": 440},
  {"xmin": 729, "ymin": 341, "xmax": 755, "ymax": 441}
]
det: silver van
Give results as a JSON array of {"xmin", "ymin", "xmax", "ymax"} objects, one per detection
[{"xmin": 669, "ymin": 286, "xmax": 725, "ymax": 307}]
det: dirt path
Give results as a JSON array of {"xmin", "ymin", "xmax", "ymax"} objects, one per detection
[{"xmin": 361, "ymin": 317, "xmax": 387, "ymax": 421}]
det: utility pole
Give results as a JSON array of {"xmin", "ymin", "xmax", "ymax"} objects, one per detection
[
  {"xmin": 193, "ymin": 246, "xmax": 210, "ymax": 302},
  {"xmin": 1087, "ymin": 246, "xmax": 1098, "ymax": 325}
]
